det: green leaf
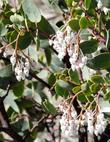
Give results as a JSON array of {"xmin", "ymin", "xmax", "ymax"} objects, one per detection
[
  {"xmin": 84, "ymin": 0, "xmax": 91, "ymax": 10},
  {"xmin": 22, "ymin": 0, "xmax": 41, "ymax": 23},
  {"xmin": 56, "ymin": 80, "xmax": 70, "ymax": 88},
  {"xmin": 65, "ymin": 0, "xmax": 73, "ymax": 7},
  {"xmin": 12, "ymin": 81, "xmax": 24, "ymax": 97},
  {"xmin": 19, "ymin": 32, "xmax": 32, "ymax": 49},
  {"xmin": 48, "ymin": 73, "xmax": 56, "ymax": 86},
  {"xmin": 0, "ymin": 65, "xmax": 14, "ymax": 89},
  {"xmin": 68, "ymin": 69, "xmax": 80, "ymax": 85},
  {"xmin": 104, "ymin": 73, "xmax": 110, "ymax": 84},
  {"xmin": 68, "ymin": 19, "xmax": 80, "ymax": 32},
  {"xmin": 91, "ymin": 75, "xmax": 105, "ymax": 84},
  {"xmin": 37, "ymin": 70, "xmax": 49, "ymax": 79},
  {"xmin": 4, "ymin": 93, "xmax": 19, "ymax": 113},
  {"xmin": 28, "ymin": 45, "xmax": 38, "ymax": 61},
  {"xmin": 55, "ymin": 83, "xmax": 68, "ymax": 97},
  {"xmin": 0, "ymin": 65, "xmax": 12, "ymax": 78},
  {"xmin": 72, "ymin": 86, "xmax": 81, "ymax": 94},
  {"xmin": 12, "ymin": 118, "xmax": 30, "ymax": 132},
  {"xmin": 43, "ymin": 99, "xmax": 58, "ymax": 115},
  {"xmin": 80, "ymin": 39, "xmax": 98, "ymax": 54},
  {"xmin": 102, "ymin": 0, "xmax": 110, "ymax": 8},
  {"xmin": 77, "ymin": 92, "xmax": 87, "ymax": 102},
  {"xmin": 10, "ymin": 13, "xmax": 24, "ymax": 24},
  {"xmin": 40, "ymin": 40, "xmax": 49, "ymax": 49},
  {"xmin": 87, "ymin": 53, "xmax": 110, "ymax": 70},
  {"xmin": 21, "ymin": 99, "xmax": 34, "ymax": 109},
  {"xmin": 44, "ymin": 48, "xmax": 51, "ymax": 66},
  {"xmin": 55, "ymin": 80, "xmax": 69, "ymax": 97},
  {"xmin": 80, "ymin": 29, "xmax": 91, "ymax": 40},
  {"xmin": 21, "ymin": 119, "xmax": 30, "ymax": 131},
  {"xmin": 38, "ymin": 16, "xmax": 55, "ymax": 39},
  {"xmin": 7, "ymin": 30, "xmax": 17, "ymax": 44},
  {"xmin": 0, "ymin": 21, "xmax": 8, "ymax": 36},
  {"xmin": 81, "ymin": 82, "xmax": 91, "ymax": 95},
  {"xmin": 105, "ymin": 91, "xmax": 110, "ymax": 100},
  {"xmin": 79, "ymin": 17, "xmax": 88, "ymax": 29},
  {"xmin": 90, "ymin": 83, "xmax": 100, "ymax": 93}
]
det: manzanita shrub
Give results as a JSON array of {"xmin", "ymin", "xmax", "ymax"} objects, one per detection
[{"xmin": 0, "ymin": 0, "xmax": 110, "ymax": 142}]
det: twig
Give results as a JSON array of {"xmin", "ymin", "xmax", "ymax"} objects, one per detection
[
  {"xmin": 30, "ymin": 115, "xmax": 48, "ymax": 132},
  {"xmin": 30, "ymin": 71, "xmax": 51, "ymax": 89},
  {"xmin": 78, "ymin": 68, "xmax": 84, "ymax": 83},
  {"xmin": 2, "ymin": 84, "xmax": 11, "ymax": 101}
]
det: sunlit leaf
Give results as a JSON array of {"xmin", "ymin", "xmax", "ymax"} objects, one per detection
[{"xmin": 22, "ymin": 0, "xmax": 41, "ymax": 23}]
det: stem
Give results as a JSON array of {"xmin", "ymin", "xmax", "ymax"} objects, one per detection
[
  {"xmin": 78, "ymin": 68, "xmax": 84, "ymax": 83},
  {"xmin": 15, "ymin": 33, "xmax": 20, "ymax": 56}
]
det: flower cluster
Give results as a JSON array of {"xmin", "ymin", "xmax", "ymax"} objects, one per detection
[
  {"xmin": 49, "ymin": 26, "xmax": 76, "ymax": 61},
  {"xmin": 85, "ymin": 110, "xmax": 107, "ymax": 136},
  {"xmin": 97, "ymin": 0, "xmax": 110, "ymax": 15},
  {"xmin": 68, "ymin": 47, "xmax": 87, "ymax": 71},
  {"xmin": 10, "ymin": 53, "xmax": 30, "ymax": 81},
  {"xmin": 59, "ymin": 102, "xmax": 107, "ymax": 137},
  {"xmin": 0, "ymin": 46, "xmax": 31, "ymax": 81},
  {"xmin": 59, "ymin": 103, "xmax": 78, "ymax": 137},
  {"xmin": 49, "ymin": 26, "xmax": 87, "ymax": 71}
]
